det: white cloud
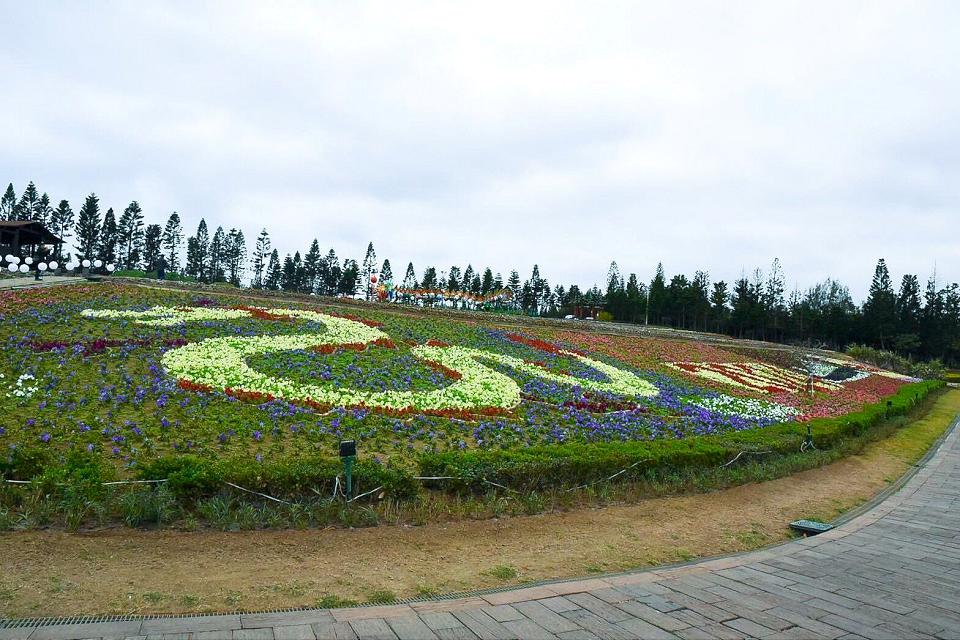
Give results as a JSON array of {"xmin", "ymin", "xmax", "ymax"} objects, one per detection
[{"xmin": 0, "ymin": 0, "xmax": 958, "ymax": 298}]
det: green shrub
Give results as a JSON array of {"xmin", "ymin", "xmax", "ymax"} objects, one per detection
[
  {"xmin": 846, "ymin": 344, "xmax": 945, "ymax": 380},
  {"xmin": 418, "ymin": 380, "xmax": 943, "ymax": 493}
]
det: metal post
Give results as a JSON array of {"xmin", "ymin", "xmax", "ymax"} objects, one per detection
[
  {"xmin": 344, "ymin": 455, "xmax": 355, "ymax": 497},
  {"xmin": 339, "ymin": 440, "xmax": 357, "ymax": 499}
]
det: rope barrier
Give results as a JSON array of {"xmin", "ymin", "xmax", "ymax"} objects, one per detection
[
  {"xmin": 348, "ymin": 485, "xmax": 383, "ymax": 503},
  {"xmin": 565, "ymin": 458, "xmax": 651, "ymax": 492},
  {"xmin": 719, "ymin": 450, "xmax": 773, "ymax": 468},
  {"xmin": 224, "ymin": 482, "xmax": 289, "ymax": 505},
  {"xmin": 2, "ymin": 449, "xmax": 780, "ymax": 502}
]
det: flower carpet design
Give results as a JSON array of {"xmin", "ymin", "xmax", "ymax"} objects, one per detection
[
  {"xmin": 0, "ymin": 283, "xmax": 916, "ymax": 484},
  {"xmin": 665, "ymin": 361, "xmax": 840, "ymax": 394}
]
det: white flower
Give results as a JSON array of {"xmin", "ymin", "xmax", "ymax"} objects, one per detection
[{"xmin": 86, "ymin": 304, "xmax": 659, "ymax": 412}]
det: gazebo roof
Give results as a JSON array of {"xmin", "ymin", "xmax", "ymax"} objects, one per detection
[{"xmin": 0, "ymin": 220, "xmax": 63, "ymax": 245}]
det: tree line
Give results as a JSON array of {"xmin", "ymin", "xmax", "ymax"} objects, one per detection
[{"xmin": 3, "ymin": 180, "xmax": 958, "ymax": 366}]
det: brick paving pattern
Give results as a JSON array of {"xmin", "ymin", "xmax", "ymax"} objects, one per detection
[{"xmin": 2, "ymin": 416, "xmax": 959, "ymax": 640}]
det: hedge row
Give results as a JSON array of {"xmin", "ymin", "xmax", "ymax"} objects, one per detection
[
  {"xmin": 417, "ymin": 380, "xmax": 945, "ymax": 492},
  {"xmin": 1, "ymin": 380, "xmax": 944, "ymax": 502}
]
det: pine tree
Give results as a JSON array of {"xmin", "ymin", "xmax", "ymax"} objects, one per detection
[
  {"xmin": 303, "ymin": 239, "xmax": 322, "ymax": 293},
  {"xmin": 75, "ymin": 194, "xmax": 102, "ymax": 260},
  {"xmin": 648, "ymin": 263, "xmax": 667, "ymax": 325},
  {"xmin": 193, "ymin": 219, "xmax": 210, "ymax": 282},
  {"xmin": 264, "ymin": 249, "xmax": 281, "ymax": 290},
  {"xmin": 143, "ymin": 224, "xmax": 162, "ymax": 272},
  {"xmin": 446, "ymin": 265, "xmax": 461, "ymax": 291},
  {"xmin": 0, "ymin": 184, "xmax": 16, "ymax": 220},
  {"xmin": 462, "ymin": 265, "xmax": 475, "ymax": 291},
  {"xmin": 185, "ymin": 237, "xmax": 200, "ymax": 279},
  {"xmin": 35, "ymin": 193, "xmax": 53, "ymax": 227},
  {"xmin": 98, "ymin": 208, "xmax": 118, "ymax": 265},
  {"xmin": 493, "ymin": 272, "xmax": 504, "ymax": 291},
  {"xmin": 317, "ymin": 249, "xmax": 340, "ymax": 296},
  {"xmin": 15, "ymin": 181, "xmax": 39, "ymax": 221},
  {"xmin": 339, "ymin": 258, "xmax": 359, "ymax": 295},
  {"xmin": 402, "ymin": 262, "xmax": 418, "ymax": 288},
  {"xmin": 50, "ymin": 200, "xmax": 74, "ymax": 260},
  {"xmin": 322, "ymin": 249, "xmax": 341, "ymax": 295},
  {"xmin": 895, "ymin": 274, "xmax": 923, "ymax": 353},
  {"xmin": 208, "ymin": 226, "xmax": 226, "ymax": 282},
  {"xmin": 380, "ymin": 258, "xmax": 393, "ymax": 283},
  {"xmin": 162, "ymin": 213, "xmax": 183, "ymax": 273},
  {"xmin": 361, "ymin": 242, "xmax": 377, "ymax": 299},
  {"xmin": 251, "ymin": 229, "xmax": 271, "ymax": 289},
  {"xmin": 225, "ymin": 228, "xmax": 246, "ymax": 286},
  {"xmin": 710, "ymin": 281, "xmax": 730, "ymax": 332},
  {"xmin": 281, "ymin": 254, "xmax": 295, "ymax": 291},
  {"xmin": 506, "ymin": 270, "xmax": 521, "ymax": 307},
  {"xmin": 863, "ymin": 258, "xmax": 898, "ymax": 349},
  {"xmin": 117, "ymin": 201, "xmax": 145, "ymax": 269},
  {"xmin": 481, "ymin": 268, "xmax": 494, "ymax": 295},
  {"xmin": 421, "ymin": 266, "xmax": 438, "ymax": 289},
  {"xmin": 291, "ymin": 251, "xmax": 304, "ymax": 291},
  {"xmin": 625, "ymin": 273, "xmax": 643, "ymax": 323}
]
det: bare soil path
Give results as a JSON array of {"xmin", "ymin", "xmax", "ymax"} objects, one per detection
[{"xmin": 2, "ymin": 391, "xmax": 958, "ymax": 621}]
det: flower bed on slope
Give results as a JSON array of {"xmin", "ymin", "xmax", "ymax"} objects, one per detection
[{"xmin": 0, "ymin": 282, "xmax": 931, "ymax": 503}]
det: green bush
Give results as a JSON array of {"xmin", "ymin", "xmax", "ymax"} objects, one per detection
[
  {"xmin": 417, "ymin": 380, "xmax": 943, "ymax": 493},
  {"xmin": 0, "ymin": 381, "xmax": 943, "ymax": 529},
  {"xmin": 137, "ymin": 454, "xmax": 419, "ymax": 502},
  {"xmin": 846, "ymin": 344, "xmax": 945, "ymax": 380}
]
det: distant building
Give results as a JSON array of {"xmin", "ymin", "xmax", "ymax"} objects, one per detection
[{"xmin": 0, "ymin": 221, "xmax": 63, "ymax": 259}]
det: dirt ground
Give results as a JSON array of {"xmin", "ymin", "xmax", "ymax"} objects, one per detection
[{"xmin": 2, "ymin": 389, "xmax": 958, "ymax": 619}]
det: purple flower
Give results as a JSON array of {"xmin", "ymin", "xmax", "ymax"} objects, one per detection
[
  {"xmin": 86, "ymin": 443, "xmax": 95, "ymax": 452},
  {"xmin": 111, "ymin": 446, "xmax": 121, "ymax": 455},
  {"xmin": 253, "ymin": 430, "xmax": 263, "ymax": 441},
  {"xmin": 40, "ymin": 432, "xmax": 51, "ymax": 443},
  {"xmin": 255, "ymin": 453, "xmax": 263, "ymax": 462}
]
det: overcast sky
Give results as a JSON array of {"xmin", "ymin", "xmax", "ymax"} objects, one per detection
[{"xmin": 2, "ymin": 1, "xmax": 957, "ymax": 299}]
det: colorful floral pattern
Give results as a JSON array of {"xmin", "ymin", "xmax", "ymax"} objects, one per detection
[
  {"xmin": 85, "ymin": 305, "xmax": 658, "ymax": 413},
  {"xmin": 0, "ymin": 284, "xmax": 913, "ymax": 474},
  {"xmin": 666, "ymin": 361, "xmax": 840, "ymax": 394}
]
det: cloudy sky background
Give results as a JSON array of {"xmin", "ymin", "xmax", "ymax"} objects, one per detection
[{"xmin": 2, "ymin": 1, "xmax": 957, "ymax": 298}]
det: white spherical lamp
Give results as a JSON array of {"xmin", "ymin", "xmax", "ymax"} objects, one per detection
[
  {"xmin": 106, "ymin": 263, "xmax": 116, "ymax": 273},
  {"xmin": 18, "ymin": 264, "xmax": 29, "ymax": 274},
  {"xmin": 3, "ymin": 254, "xmax": 12, "ymax": 263},
  {"xmin": 93, "ymin": 259, "xmax": 103, "ymax": 268},
  {"xmin": 38, "ymin": 263, "xmax": 47, "ymax": 272},
  {"xmin": 24, "ymin": 257, "xmax": 33, "ymax": 265},
  {"xmin": 49, "ymin": 261, "xmax": 58, "ymax": 270},
  {"xmin": 7, "ymin": 264, "xmax": 16, "ymax": 273},
  {"xmin": 10, "ymin": 256, "xmax": 20, "ymax": 265},
  {"xmin": 82, "ymin": 259, "xmax": 91, "ymax": 268}
]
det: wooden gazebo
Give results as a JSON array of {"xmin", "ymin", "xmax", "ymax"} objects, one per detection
[{"xmin": 0, "ymin": 221, "xmax": 63, "ymax": 259}]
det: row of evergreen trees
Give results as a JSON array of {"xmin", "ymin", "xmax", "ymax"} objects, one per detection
[
  {"xmin": 4, "ymin": 180, "xmax": 958, "ymax": 365},
  {"xmin": 602, "ymin": 258, "xmax": 960, "ymax": 366},
  {"xmin": 3, "ymin": 181, "xmax": 184, "ymax": 272}
]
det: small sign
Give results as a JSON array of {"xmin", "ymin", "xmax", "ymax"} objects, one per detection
[
  {"xmin": 339, "ymin": 440, "xmax": 356, "ymax": 458},
  {"xmin": 789, "ymin": 519, "xmax": 834, "ymax": 535}
]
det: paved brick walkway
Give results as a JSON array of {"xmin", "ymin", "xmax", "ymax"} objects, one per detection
[
  {"xmin": 3, "ymin": 417, "xmax": 959, "ymax": 640},
  {"xmin": 0, "ymin": 275, "xmax": 86, "ymax": 291}
]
